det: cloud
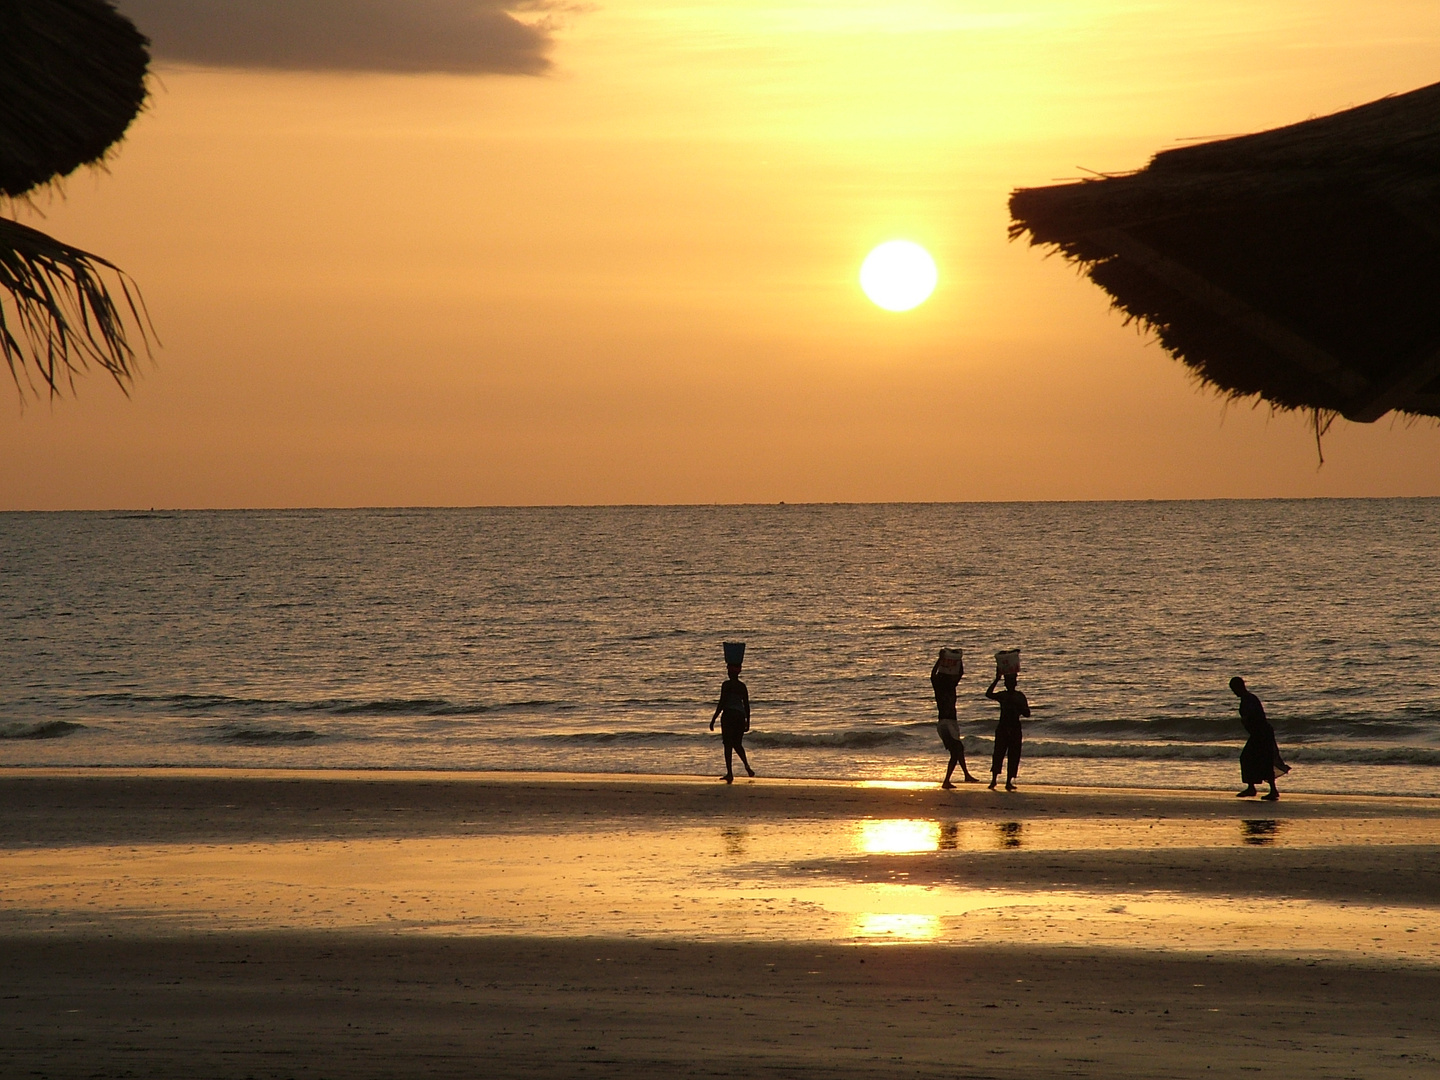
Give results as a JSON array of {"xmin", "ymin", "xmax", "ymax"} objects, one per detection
[{"xmin": 117, "ymin": 0, "xmax": 559, "ymax": 75}]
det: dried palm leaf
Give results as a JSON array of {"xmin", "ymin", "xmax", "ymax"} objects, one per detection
[{"xmin": 0, "ymin": 215, "xmax": 153, "ymax": 401}]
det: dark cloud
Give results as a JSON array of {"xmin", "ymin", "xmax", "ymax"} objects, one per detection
[{"xmin": 117, "ymin": 0, "xmax": 558, "ymax": 75}]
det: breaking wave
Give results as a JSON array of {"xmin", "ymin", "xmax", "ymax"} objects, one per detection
[
  {"xmin": 0, "ymin": 720, "xmax": 84, "ymax": 740},
  {"xmin": 214, "ymin": 725, "xmax": 323, "ymax": 744},
  {"xmin": 84, "ymin": 691, "xmax": 507, "ymax": 718}
]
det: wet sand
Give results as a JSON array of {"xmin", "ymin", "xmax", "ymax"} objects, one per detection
[
  {"xmin": 6, "ymin": 934, "xmax": 1439, "ymax": 1079},
  {"xmin": 2, "ymin": 769, "xmax": 1439, "ymax": 1078}
]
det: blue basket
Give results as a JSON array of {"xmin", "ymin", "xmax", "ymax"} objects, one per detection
[{"xmin": 723, "ymin": 641, "xmax": 746, "ymax": 668}]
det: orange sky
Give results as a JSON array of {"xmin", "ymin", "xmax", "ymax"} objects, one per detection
[{"xmin": 4, "ymin": 0, "xmax": 1440, "ymax": 508}]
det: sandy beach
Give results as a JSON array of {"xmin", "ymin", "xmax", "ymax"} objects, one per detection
[{"xmin": 2, "ymin": 770, "xmax": 1438, "ymax": 1078}]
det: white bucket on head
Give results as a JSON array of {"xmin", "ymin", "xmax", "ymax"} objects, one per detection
[
  {"xmin": 936, "ymin": 649, "xmax": 963, "ymax": 677},
  {"xmin": 995, "ymin": 649, "xmax": 1021, "ymax": 676}
]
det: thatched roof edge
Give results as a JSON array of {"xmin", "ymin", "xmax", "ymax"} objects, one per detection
[
  {"xmin": 1007, "ymin": 81, "xmax": 1440, "ymax": 424},
  {"xmin": 0, "ymin": 0, "xmax": 151, "ymax": 199}
]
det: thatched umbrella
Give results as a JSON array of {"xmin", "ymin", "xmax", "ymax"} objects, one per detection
[
  {"xmin": 0, "ymin": 0, "xmax": 152, "ymax": 399},
  {"xmin": 1009, "ymin": 81, "xmax": 1440, "ymax": 433}
]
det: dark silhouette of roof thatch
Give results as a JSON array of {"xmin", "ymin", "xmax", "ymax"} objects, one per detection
[
  {"xmin": 1009, "ymin": 81, "xmax": 1440, "ymax": 426},
  {"xmin": 0, "ymin": 0, "xmax": 152, "ymax": 399}
]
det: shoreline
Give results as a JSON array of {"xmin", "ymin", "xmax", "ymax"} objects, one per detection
[
  {"xmin": 9, "ymin": 762, "xmax": 1440, "ymax": 798},
  {"xmin": 5, "ymin": 762, "xmax": 1434, "ymax": 820},
  {"xmin": 5, "ymin": 754, "xmax": 1434, "ymax": 800}
]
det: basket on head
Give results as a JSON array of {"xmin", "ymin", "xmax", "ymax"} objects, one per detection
[
  {"xmin": 936, "ymin": 648, "xmax": 963, "ymax": 677},
  {"xmin": 722, "ymin": 641, "xmax": 746, "ymax": 669},
  {"xmin": 995, "ymin": 649, "xmax": 1021, "ymax": 676}
]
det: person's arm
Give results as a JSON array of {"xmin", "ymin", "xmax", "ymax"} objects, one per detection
[
  {"xmin": 985, "ymin": 672, "xmax": 1001, "ymax": 700},
  {"xmin": 741, "ymin": 682, "xmax": 750, "ymax": 723},
  {"xmin": 1019, "ymin": 692, "xmax": 1031, "ymax": 719},
  {"xmin": 931, "ymin": 659, "xmax": 940, "ymax": 679},
  {"xmin": 711, "ymin": 686, "xmax": 724, "ymax": 729}
]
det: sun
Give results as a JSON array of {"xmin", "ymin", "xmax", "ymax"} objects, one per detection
[{"xmin": 860, "ymin": 240, "xmax": 937, "ymax": 311}]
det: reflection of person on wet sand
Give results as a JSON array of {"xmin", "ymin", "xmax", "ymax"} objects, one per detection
[
  {"xmin": 985, "ymin": 668, "xmax": 1030, "ymax": 791},
  {"xmin": 1231, "ymin": 677, "xmax": 1288, "ymax": 801},
  {"xmin": 931, "ymin": 652, "xmax": 978, "ymax": 787},
  {"xmin": 720, "ymin": 826, "xmax": 749, "ymax": 857},
  {"xmin": 1241, "ymin": 819, "xmax": 1283, "ymax": 846},
  {"xmin": 710, "ymin": 664, "xmax": 754, "ymax": 784}
]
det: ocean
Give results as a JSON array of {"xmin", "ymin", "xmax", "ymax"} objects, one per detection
[{"xmin": 2, "ymin": 501, "xmax": 1437, "ymax": 795}]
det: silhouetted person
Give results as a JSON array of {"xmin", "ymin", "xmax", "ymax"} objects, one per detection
[
  {"xmin": 985, "ymin": 668, "xmax": 1030, "ymax": 791},
  {"xmin": 931, "ymin": 653, "xmax": 978, "ymax": 787},
  {"xmin": 1230, "ymin": 676, "xmax": 1287, "ymax": 801},
  {"xmin": 711, "ymin": 664, "xmax": 754, "ymax": 784}
]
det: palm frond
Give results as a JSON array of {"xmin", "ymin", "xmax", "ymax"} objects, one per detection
[{"xmin": 0, "ymin": 215, "xmax": 153, "ymax": 401}]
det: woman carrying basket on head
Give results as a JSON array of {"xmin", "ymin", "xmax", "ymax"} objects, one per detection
[
  {"xmin": 986, "ymin": 650, "xmax": 1030, "ymax": 791},
  {"xmin": 932, "ymin": 649, "xmax": 979, "ymax": 787},
  {"xmin": 711, "ymin": 642, "xmax": 755, "ymax": 784}
]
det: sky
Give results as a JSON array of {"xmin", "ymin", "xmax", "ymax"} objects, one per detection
[{"xmin": 4, "ymin": 0, "xmax": 1440, "ymax": 508}]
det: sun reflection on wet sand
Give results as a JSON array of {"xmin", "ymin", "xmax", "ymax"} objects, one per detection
[
  {"xmin": 855, "ymin": 819, "xmax": 940, "ymax": 854},
  {"xmin": 853, "ymin": 912, "xmax": 940, "ymax": 940},
  {"xmin": 1, "ymin": 814, "xmax": 1436, "ymax": 965}
]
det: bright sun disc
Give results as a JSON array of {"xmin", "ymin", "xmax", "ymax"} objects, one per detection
[{"xmin": 860, "ymin": 241, "xmax": 937, "ymax": 311}]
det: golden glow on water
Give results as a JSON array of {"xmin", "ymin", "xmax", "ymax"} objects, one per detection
[{"xmin": 855, "ymin": 819, "xmax": 941, "ymax": 854}]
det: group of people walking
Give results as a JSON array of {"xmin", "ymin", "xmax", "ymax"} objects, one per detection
[{"xmin": 709, "ymin": 645, "xmax": 1288, "ymax": 798}]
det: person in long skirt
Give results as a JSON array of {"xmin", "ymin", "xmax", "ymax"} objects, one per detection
[
  {"xmin": 932, "ymin": 653, "xmax": 978, "ymax": 787},
  {"xmin": 1230, "ymin": 676, "xmax": 1288, "ymax": 800},
  {"xmin": 711, "ymin": 664, "xmax": 754, "ymax": 784},
  {"xmin": 985, "ymin": 667, "xmax": 1030, "ymax": 791}
]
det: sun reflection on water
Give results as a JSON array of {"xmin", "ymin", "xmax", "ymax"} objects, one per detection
[{"xmin": 856, "ymin": 819, "xmax": 940, "ymax": 854}]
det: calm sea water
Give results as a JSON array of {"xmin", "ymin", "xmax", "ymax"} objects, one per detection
[{"xmin": 2, "ymin": 502, "xmax": 1438, "ymax": 795}]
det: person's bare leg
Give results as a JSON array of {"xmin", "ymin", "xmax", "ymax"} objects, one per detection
[
  {"xmin": 1237, "ymin": 785, "xmax": 1257, "ymax": 797},
  {"xmin": 734, "ymin": 743, "xmax": 754, "ymax": 777},
  {"xmin": 959, "ymin": 747, "xmax": 978, "ymax": 783},
  {"xmin": 988, "ymin": 773, "xmax": 998, "ymax": 790},
  {"xmin": 723, "ymin": 744, "xmax": 734, "ymax": 784},
  {"xmin": 942, "ymin": 756, "xmax": 958, "ymax": 789},
  {"xmin": 1261, "ymin": 782, "xmax": 1280, "ymax": 801}
]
